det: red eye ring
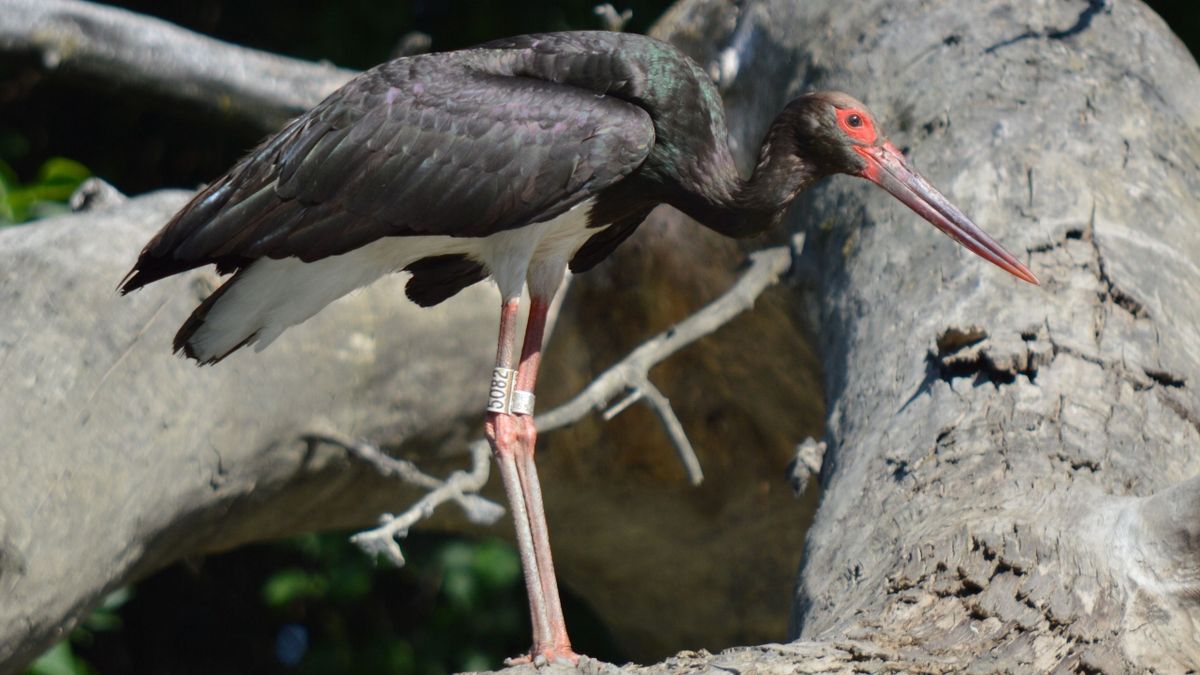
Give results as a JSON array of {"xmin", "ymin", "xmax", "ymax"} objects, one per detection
[{"xmin": 836, "ymin": 108, "xmax": 877, "ymax": 143}]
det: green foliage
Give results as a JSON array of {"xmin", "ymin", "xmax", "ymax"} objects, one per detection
[
  {"xmin": 24, "ymin": 643, "xmax": 95, "ymax": 675},
  {"xmin": 262, "ymin": 568, "xmax": 331, "ymax": 607},
  {"xmin": 76, "ymin": 588, "xmax": 132, "ymax": 637},
  {"xmin": 23, "ymin": 589, "xmax": 129, "ymax": 675},
  {"xmin": 0, "ymin": 157, "xmax": 90, "ymax": 225},
  {"xmin": 438, "ymin": 539, "xmax": 523, "ymax": 611},
  {"xmin": 258, "ymin": 533, "xmax": 530, "ymax": 675},
  {"xmin": 22, "ymin": 532, "xmax": 583, "ymax": 675},
  {"xmin": 260, "ymin": 533, "xmax": 377, "ymax": 609}
]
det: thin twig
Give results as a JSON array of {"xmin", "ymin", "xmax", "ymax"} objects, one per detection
[
  {"xmin": 353, "ymin": 440, "xmax": 499, "ymax": 566},
  {"xmin": 306, "ymin": 432, "xmax": 440, "ymax": 488},
  {"xmin": 638, "ymin": 379, "xmax": 704, "ymax": 485},
  {"xmin": 594, "ymin": 4, "xmax": 634, "ymax": 32},
  {"xmin": 602, "ymin": 388, "xmax": 645, "ymax": 421},
  {"xmin": 305, "ymin": 433, "xmax": 502, "ymax": 566}
]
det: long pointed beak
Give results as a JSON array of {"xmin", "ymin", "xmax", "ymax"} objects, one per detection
[{"xmin": 856, "ymin": 141, "xmax": 1039, "ymax": 285}]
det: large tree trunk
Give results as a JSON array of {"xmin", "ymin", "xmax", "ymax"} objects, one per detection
[
  {"xmin": 791, "ymin": 0, "xmax": 1200, "ymax": 669},
  {"xmin": 634, "ymin": 0, "xmax": 1200, "ymax": 671},
  {"xmin": 3, "ymin": 0, "xmax": 1199, "ymax": 673}
]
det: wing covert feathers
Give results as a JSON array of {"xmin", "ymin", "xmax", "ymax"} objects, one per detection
[{"xmin": 121, "ymin": 55, "xmax": 654, "ymax": 294}]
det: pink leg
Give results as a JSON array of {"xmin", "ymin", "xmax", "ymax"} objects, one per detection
[
  {"xmin": 484, "ymin": 296, "xmax": 577, "ymax": 664},
  {"xmin": 485, "ymin": 299, "xmax": 554, "ymax": 659},
  {"xmin": 512, "ymin": 297, "xmax": 575, "ymax": 660}
]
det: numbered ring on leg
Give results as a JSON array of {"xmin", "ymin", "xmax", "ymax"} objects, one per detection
[
  {"xmin": 486, "ymin": 367, "xmax": 517, "ymax": 414},
  {"xmin": 510, "ymin": 390, "xmax": 536, "ymax": 416}
]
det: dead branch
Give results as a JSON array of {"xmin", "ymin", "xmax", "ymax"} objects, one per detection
[
  {"xmin": 609, "ymin": 379, "xmax": 703, "ymax": 485},
  {"xmin": 536, "ymin": 242, "xmax": 796, "ymax": 470},
  {"xmin": 345, "ymin": 439, "xmax": 501, "ymax": 566},
  {"xmin": 339, "ymin": 241, "xmax": 795, "ymax": 563},
  {"xmin": 303, "ymin": 431, "xmax": 505, "ymax": 566},
  {"xmin": 1, "ymin": 0, "xmax": 355, "ymax": 130}
]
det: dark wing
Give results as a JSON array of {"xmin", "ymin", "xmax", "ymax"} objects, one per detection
[
  {"xmin": 569, "ymin": 206, "xmax": 653, "ymax": 273},
  {"xmin": 401, "ymin": 254, "xmax": 490, "ymax": 307},
  {"xmin": 121, "ymin": 57, "xmax": 654, "ymax": 292}
]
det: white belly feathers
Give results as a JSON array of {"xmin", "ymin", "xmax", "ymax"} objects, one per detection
[{"xmin": 185, "ymin": 199, "xmax": 599, "ymax": 362}]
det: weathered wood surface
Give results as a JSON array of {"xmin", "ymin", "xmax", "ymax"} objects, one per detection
[
  {"xmin": 3, "ymin": 0, "xmax": 1199, "ymax": 672},
  {"xmin": 599, "ymin": 0, "xmax": 1200, "ymax": 671},
  {"xmin": 785, "ymin": 0, "xmax": 1200, "ymax": 669}
]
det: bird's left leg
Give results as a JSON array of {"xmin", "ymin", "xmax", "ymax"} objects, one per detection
[
  {"xmin": 510, "ymin": 293, "xmax": 576, "ymax": 660},
  {"xmin": 485, "ymin": 297, "xmax": 556, "ymax": 660},
  {"xmin": 501, "ymin": 258, "xmax": 578, "ymax": 663}
]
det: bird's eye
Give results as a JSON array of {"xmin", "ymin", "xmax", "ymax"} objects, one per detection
[{"xmin": 836, "ymin": 107, "xmax": 876, "ymax": 142}]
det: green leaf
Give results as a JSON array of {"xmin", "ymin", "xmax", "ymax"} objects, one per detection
[
  {"xmin": 0, "ymin": 179, "xmax": 13, "ymax": 224},
  {"xmin": 24, "ymin": 642, "xmax": 94, "ymax": 675},
  {"xmin": 37, "ymin": 157, "xmax": 90, "ymax": 183},
  {"xmin": 472, "ymin": 539, "xmax": 521, "ymax": 590},
  {"xmin": 441, "ymin": 566, "xmax": 477, "ymax": 610},
  {"xmin": 326, "ymin": 563, "xmax": 371, "ymax": 602},
  {"xmin": 0, "ymin": 158, "xmax": 18, "ymax": 188},
  {"xmin": 98, "ymin": 586, "xmax": 132, "ymax": 612},
  {"xmin": 262, "ymin": 568, "xmax": 328, "ymax": 607},
  {"xmin": 0, "ymin": 156, "xmax": 91, "ymax": 225}
]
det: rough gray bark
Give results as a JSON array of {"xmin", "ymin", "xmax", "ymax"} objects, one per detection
[
  {"xmin": 786, "ymin": 0, "xmax": 1200, "ymax": 670},
  {"xmin": 3, "ymin": 0, "xmax": 1199, "ymax": 673},
  {"xmin": 626, "ymin": 0, "xmax": 1200, "ymax": 671}
]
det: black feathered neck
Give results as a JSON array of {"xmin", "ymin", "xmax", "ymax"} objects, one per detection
[{"xmin": 666, "ymin": 97, "xmax": 834, "ymax": 238}]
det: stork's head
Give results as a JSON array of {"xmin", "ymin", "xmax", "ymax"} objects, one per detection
[{"xmin": 788, "ymin": 91, "xmax": 1038, "ymax": 285}]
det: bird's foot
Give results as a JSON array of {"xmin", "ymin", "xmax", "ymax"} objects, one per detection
[{"xmin": 504, "ymin": 643, "xmax": 581, "ymax": 667}]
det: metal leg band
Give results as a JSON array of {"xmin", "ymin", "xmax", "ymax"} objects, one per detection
[
  {"xmin": 486, "ymin": 367, "xmax": 517, "ymax": 414},
  {"xmin": 510, "ymin": 390, "xmax": 536, "ymax": 416}
]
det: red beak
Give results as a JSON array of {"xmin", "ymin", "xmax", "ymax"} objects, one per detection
[{"xmin": 856, "ymin": 142, "xmax": 1039, "ymax": 285}]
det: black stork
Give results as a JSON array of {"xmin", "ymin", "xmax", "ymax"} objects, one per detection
[{"xmin": 121, "ymin": 31, "xmax": 1038, "ymax": 664}]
